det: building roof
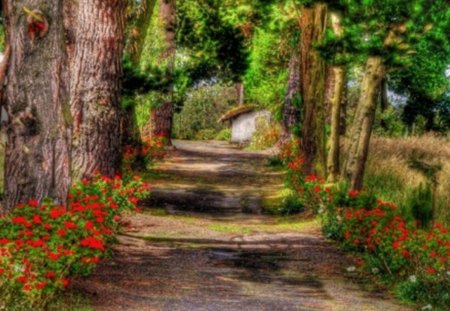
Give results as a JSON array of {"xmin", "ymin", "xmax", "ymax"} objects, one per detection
[{"xmin": 218, "ymin": 105, "xmax": 257, "ymax": 123}]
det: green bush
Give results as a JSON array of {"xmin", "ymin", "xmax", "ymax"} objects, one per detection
[
  {"xmin": 215, "ymin": 128, "xmax": 232, "ymax": 141},
  {"xmin": 278, "ymin": 190, "xmax": 304, "ymax": 215},
  {"xmin": 173, "ymin": 83, "xmax": 235, "ymax": 140},
  {"xmin": 402, "ymin": 183, "xmax": 434, "ymax": 229}
]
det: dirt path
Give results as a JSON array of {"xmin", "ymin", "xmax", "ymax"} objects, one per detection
[{"xmin": 75, "ymin": 140, "xmax": 411, "ymax": 311}]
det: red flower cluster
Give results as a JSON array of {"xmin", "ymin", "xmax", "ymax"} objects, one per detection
[
  {"xmin": 341, "ymin": 200, "xmax": 449, "ymax": 278},
  {"xmin": 123, "ymin": 134, "xmax": 167, "ymax": 174},
  {"xmin": 0, "ymin": 173, "xmax": 150, "ymax": 308}
]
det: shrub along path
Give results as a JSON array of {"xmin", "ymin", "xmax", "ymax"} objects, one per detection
[{"xmin": 74, "ymin": 140, "xmax": 410, "ymax": 311}]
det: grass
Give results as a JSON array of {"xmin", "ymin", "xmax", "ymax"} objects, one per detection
[
  {"xmin": 208, "ymin": 223, "xmax": 253, "ymax": 234},
  {"xmin": 0, "ymin": 292, "xmax": 94, "ymax": 311},
  {"xmin": 365, "ymin": 134, "xmax": 450, "ymax": 227}
]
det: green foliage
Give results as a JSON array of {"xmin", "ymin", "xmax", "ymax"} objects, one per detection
[
  {"xmin": 173, "ymin": 84, "xmax": 235, "ymax": 140},
  {"xmin": 214, "ymin": 129, "xmax": 232, "ymax": 141},
  {"xmin": 244, "ymin": 3, "xmax": 296, "ymax": 110},
  {"xmin": 278, "ymin": 190, "xmax": 304, "ymax": 216},
  {"xmin": 403, "ymin": 184, "xmax": 433, "ymax": 229},
  {"xmin": 176, "ymin": 0, "xmax": 249, "ymax": 82},
  {"xmin": 195, "ymin": 129, "xmax": 217, "ymax": 141}
]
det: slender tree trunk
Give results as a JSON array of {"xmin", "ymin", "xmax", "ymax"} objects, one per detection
[
  {"xmin": 236, "ymin": 81, "xmax": 245, "ymax": 106},
  {"xmin": 70, "ymin": 0, "xmax": 127, "ymax": 179},
  {"xmin": 326, "ymin": 66, "xmax": 345, "ymax": 182},
  {"xmin": 340, "ymin": 79, "xmax": 348, "ymax": 136},
  {"xmin": 149, "ymin": 0, "xmax": 176, "ymax": 144},
  {"xmin": 326, "ymin": 12, "xmax": 345, "ymax": 182},
  {"xmin": 279, "ymin": 47, "xmax": 301, "ymax": 145},
  {"xmin": 2, "ymin": 0, "xmax": 71, "ymax": 211},
  {"xmin": 343, "ymin": 56, "xmax": 386, "ymax": 190},
  {"xmin": 299, "ymin": 4, "xmax": 328, "ymax": 175}
]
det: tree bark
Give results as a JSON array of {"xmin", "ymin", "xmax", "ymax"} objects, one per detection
[
  {"xmin": 326, "ymin": 66, "xmax": 345, "ymax": 182},
  {"xmin": 235, "ymin": 81, "xmax": 245, "ymax": 106},
  {"xmin": 279, "ymin": 47, "xmax": 301, "ymax": 145},
  {"xmin": 299, "ymin": 4, "xmax": 328, "ymax": 175},
  {"xmin": 149, "ymin": 0, "xmax": 176, "ymax": 144},
  {"xmin": 70, "ymin": 0, "xmax": 126, "ymax": 179},
  {"xmin": 326, "ymin": 12, "xmax": 345, "ymax": 182},
  {"xmin": 343, "ymin": 56, "xmax": 386, "ymax": 191},
  {"xmin": 2, "ymin": 0, "xmax": 71, "ymax": 211}
]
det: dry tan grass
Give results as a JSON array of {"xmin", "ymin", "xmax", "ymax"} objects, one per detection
[{"xmin": 367, "ymin": 134, "xmax": 450, "ymax": 225}]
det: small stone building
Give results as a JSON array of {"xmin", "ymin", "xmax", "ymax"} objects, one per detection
[{"xmin": 219, "ymin": 105, "xmax": 271, "ymax": 143}]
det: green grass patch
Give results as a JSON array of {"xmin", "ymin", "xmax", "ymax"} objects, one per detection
[{"xmin": 208, "ymin": 224, "xmax": 253, "ymax": 234}]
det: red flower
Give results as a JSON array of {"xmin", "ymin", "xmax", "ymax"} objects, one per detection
[
  {"xmin": 353, "ymin": 239, "xmax": 360, "ymax": 246},
  {"xmin": 58, "ymin": 229, "xmax": 67, "ymax": 237},
  {"xmin": 0, "ymin": 238, "xmax": 10, "ymax": 245},
  {"xmin": 85, "ymin": 221, "xmax": 94, "ymax": 230},
  {"xmin": 80, "ymin": 236, "xmax": 105, "ymax": 251},
  {"xmin": 64, "ymin": 221, "xmax": 78, "ymax": 230},
  {"xmin": 348, "ymin": 190, "xmax": 359, "ymax": 198},
  {"xmin": 48, "ymin": 252, "xmax": 60, "ymax": 261},
  {"xmin": 16, "ymin": 276, "xmax": 28, "ymax": 283},
  {"xmin": 12, "ymin": 216, "xmax": 28, "ymax": 226},
  {"xmin": 36, "ymin": 281, "xmax": 47, "ymax": 290},
  {"xmin": 45, "ymin": 271, "xmax": 56, "ymax": 279},
  {"xmin": 425, "ymin": 267, "xmax": 436, "ymax": 274},
  {"xmin": 401, "ymin": 249, "xmax": 410, "ymax": 257},
  {"xmin": 28, "ymin": 199, "xmax": 39, "ymax": 207},
  {"xmin": 344, "ymin": 231, "xmax": 350, "ymax": 240},
  {"xmin": 50, "ymin": 209, "xmax": 64, "ymax": 219},
  {"xmin": 392, "ymin": 241, "xmax": 401, "ymax": 249},
  {"xmin": 32, "ymin": 215, "xmax": 42, "ymax": 224},
  {"xmin": 61, "ymin": 278, "xmax": 70, "ymax": 287}
]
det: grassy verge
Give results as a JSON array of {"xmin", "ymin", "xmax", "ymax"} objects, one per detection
[{"xmin": 366, "ymin": 135, "xmax": 450, "ymax": 227}]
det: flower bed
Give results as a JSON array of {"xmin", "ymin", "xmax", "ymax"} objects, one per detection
[
  {"xmin": 0, "ymin": 173, "xmax": 150, "ymax": 309},
  {"xmin": 280, "ymin": 141, "xmax": 450, "ymax": 307}
]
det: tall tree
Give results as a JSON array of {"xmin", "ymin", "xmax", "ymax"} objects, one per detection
[
  {"xmin": 343, "ymin": 56, "xmax": 385, "ymax": 190},
  {"xmin": 2, "ymin": 1, "xmax": 71, "ymax": 211},
  {"xmin": 341, "ymin": 0, "xmax": 449, "ymax": 190},
  {"xmin": 325, "ymin": 12, "xmax": 345, "ymax": 182},
  {"xmin": 280, "ymin": 47, "xmax": 301, "ymax": 144},
  {"xmin": 149, "ymin": 0, "xmax": 176, "ymax": 143},
  {"xmin": 299, "ymin": 3, "xmax": 328, "ymax": 175},
  {"xmin": 70, "ymin": 0, "xmax": 127, "ymax": 179}
]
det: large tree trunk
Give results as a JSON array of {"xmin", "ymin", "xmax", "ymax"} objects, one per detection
[
  {"xmin": 149, "ymin": 0, "xmax": 176, "ymax": 144},
  {"xmin": 343, "ymin": 56, "xmax": 386, "ymax": 191},
  {"xmin": 70, "ymin": 0, "xmax": 126, "ymax": 179},
  {"xmin": 326, "ymin": 12, "xmax": 345, "ymax": 182},
  {"xmin": 279, "ymin": 47, "xmax": 301, "ymax": 145},
  {"xmin": 299, "ymin": 4, "xmax": 328, "ymax": 175},
  {"xmin": 2, "ymin": 0, "xmax": 71, "ymax": 211}
]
